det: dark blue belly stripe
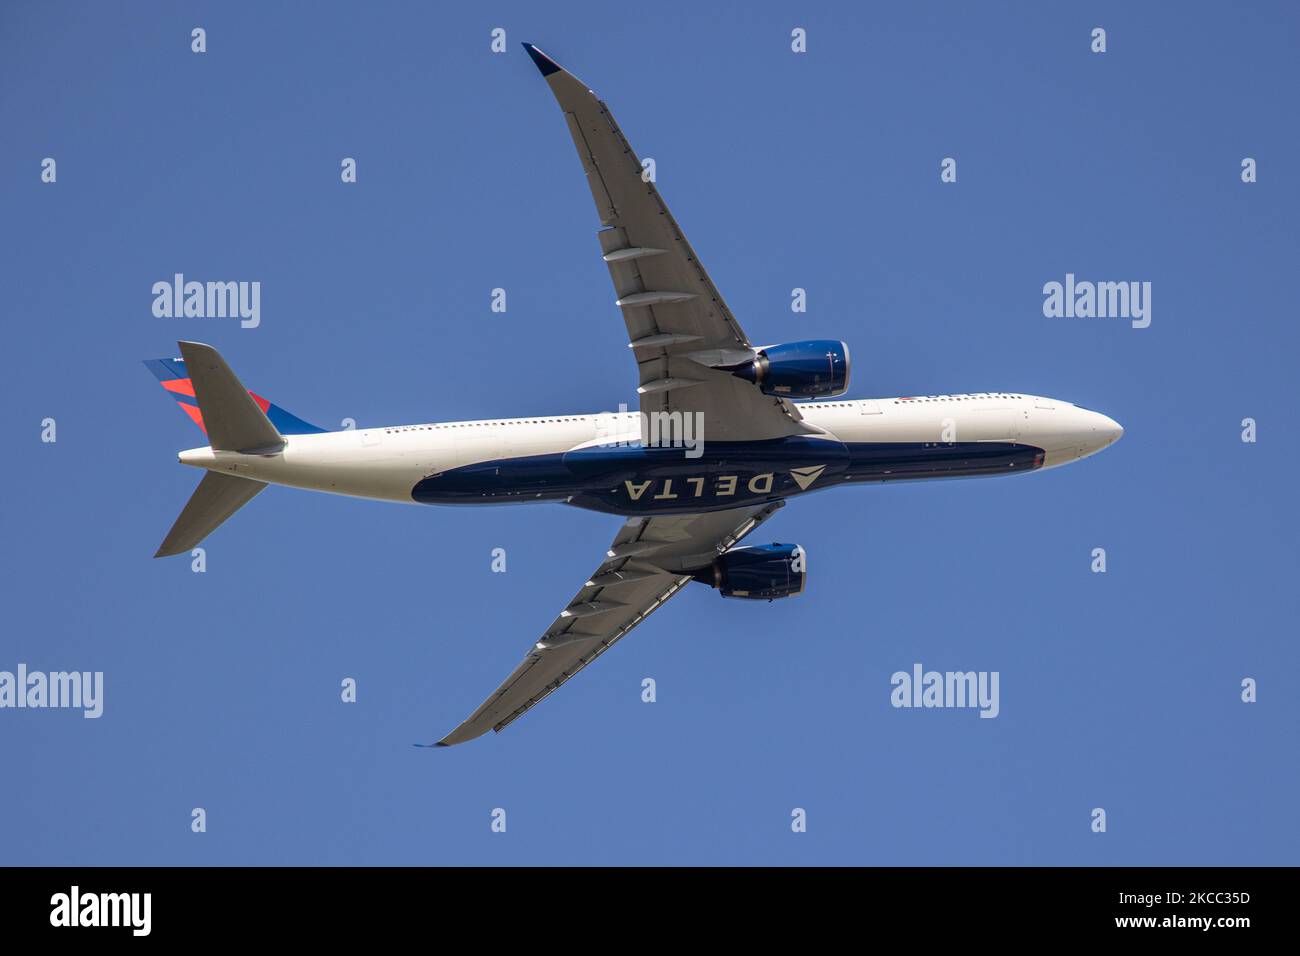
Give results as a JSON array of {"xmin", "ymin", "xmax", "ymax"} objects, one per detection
[{"xmin": 411, "ymin": 439, "xmax": 1045, "ymax": 516}]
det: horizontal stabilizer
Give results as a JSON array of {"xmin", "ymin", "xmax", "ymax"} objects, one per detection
[
  {"xmin": 178, "ymin": 341, "xmax": 283, "ymax": 452},
  {"xmin": 155, "ymin": 472, "xmax": 267, "ymax": 557}
]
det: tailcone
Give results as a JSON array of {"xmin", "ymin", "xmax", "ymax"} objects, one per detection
[{"xmin": 178, "ymin": 446, "xmax": 216, "ymax": 468}]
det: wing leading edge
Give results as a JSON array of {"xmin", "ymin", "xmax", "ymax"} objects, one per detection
[
  {"xmin": 429, "ymin": 502, "xmax": 783, "ymax": 746},
  {"xmin": 521, "ymin": 43, "xmax": 810, "ymax": 443}
]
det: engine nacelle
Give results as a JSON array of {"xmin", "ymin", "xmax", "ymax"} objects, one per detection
[
  {"xmin": 732, "ymin": 339, "xmax": 850, "ymax": 399},
  {"xmin": 692, "ymin": 543, "xmax": 807, "ymax": 600}
]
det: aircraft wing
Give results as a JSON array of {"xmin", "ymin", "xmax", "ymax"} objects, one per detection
[
  {"xmin": 522, "ymin": 43, "xmax": 808, "ymax": 442},
  {"xmin": 431, "ymin": 501, "xmax": 783, "ymax": 745}
]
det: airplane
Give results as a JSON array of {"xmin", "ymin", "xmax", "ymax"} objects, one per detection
[{"xmin": 145, "ymin": 44, "xmax": 1122, "ymax": 746}]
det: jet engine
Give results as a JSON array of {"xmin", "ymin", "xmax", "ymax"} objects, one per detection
[
  {"xmin": 729, "ymin": 340, "xmax": 850, "ymax": 399},
  {"xmin": 692, "ymin": 543, "xmax": 807, "ymax": 600}
]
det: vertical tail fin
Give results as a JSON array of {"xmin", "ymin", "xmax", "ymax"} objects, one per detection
[
  {"xmin": 149, "ymin": 341, "xmax": 307, "ymax": 556},
  {"xmin": 144, "ymin": 348, "xmax": 326, "ymax": 438}
]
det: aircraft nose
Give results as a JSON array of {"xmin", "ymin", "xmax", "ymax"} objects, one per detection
[
  {"xmin": 1032, "ymin": 403, "xmax": 1122, "ymax": 467},
  {"xmin": 1089, "ymin": 411, "xmax": 1123, "ymax": 449}
]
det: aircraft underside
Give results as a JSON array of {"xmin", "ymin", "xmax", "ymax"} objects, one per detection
[
  {"xmin": 412, "ymin": 438, "xmax": 1048, "ymax": 516},
  {"xmin": 143, "ymin": 41, "xmax": 1120, "ymax": 745}
]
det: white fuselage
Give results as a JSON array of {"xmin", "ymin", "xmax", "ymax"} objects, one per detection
[{"xmin": 177, "ymin": 393, "xmax": 1123, "ymax": 508}]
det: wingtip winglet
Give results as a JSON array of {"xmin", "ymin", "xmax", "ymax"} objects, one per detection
[{"xmin": 521, "ymin": 42, "xmax": 562, "ymax": 77}]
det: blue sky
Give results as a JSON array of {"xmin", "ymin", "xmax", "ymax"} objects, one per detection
[{"xmin": 2, "ymin": 0, "xmax": 1297, "ymax": 865}]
